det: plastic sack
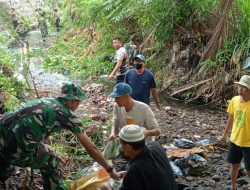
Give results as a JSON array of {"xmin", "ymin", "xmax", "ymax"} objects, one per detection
[
  {"xmin": 174, "ymin": 154, "xmax": 190, "ymax": 176},
  {"xmin": 195, "ymin": 138, "xmax": 210, "ymax": 146},
  {"xmin": 102, "ymin": 138, "xmax": 120, "ymax": 160},
  {"xmin": 170, "ymin": 161, "xmax": 184, "ymax": 177},
  {"xmin": 190, "ymin": 154, "xmax": 207, "ymax": 166},
  {"xmin": 173, "ymin": 139, "xmax": 195, "ymax": 149},
  {"xmin": 69, "ymin": 168, "xmax": 111, "ymax": 190}
]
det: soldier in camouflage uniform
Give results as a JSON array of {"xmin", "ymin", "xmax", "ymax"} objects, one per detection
[
  {"xmin": 16, "ymin": 21, "xmax": 28, "ymax": 41},
  {"xmin": 38, "ymin": 11, "xmax": 48, "ymax": 42},
  {"xmin": 0, "ymin": 83, "xmax": 120, "ymax": 190}
]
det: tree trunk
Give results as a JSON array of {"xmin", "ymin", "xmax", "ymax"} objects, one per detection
[{"xmin": 200, "ymin": 0, "xmax": 233, "ymax": 62}]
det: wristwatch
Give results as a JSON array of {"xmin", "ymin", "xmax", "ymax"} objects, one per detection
[{"xmin": 106, "ymin": 165, "xmax": 114, "ymax": 173}]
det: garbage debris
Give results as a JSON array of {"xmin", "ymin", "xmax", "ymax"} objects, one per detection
[
  {"xmin": 173, "ymin": 154, "xmax": 190, "ymax": 176},
  {"xmin": 173, "ymin": 138, "xmax": 195, "ymax": 149},
  {"xmin": 170, "ymin": 153, "xmax": 207, "ymax": 177},
  {"xmin": 195, "ymin": 138, "xmax": 211, "ymax": 146},
  {"xmin": 69, "ymin": 168, "xmax": 111, "ymax": 190},
  {"xmin": 167, "ymin": 146, "xmax": 204, "ymax": 158},
  {"xmin": 102, "ymin": 138, "xmax": 120, "ymax": 160},
  {"xmin": 170, "ymin": 161, "xmax": 185, "ymax": 177},
  {"xmin": 69, "ymin": 139, "xmax": 122, "ymax": 190},
  {"xmin": 167, "ymin": 137, "xmax": 212, "ymax": 178}
]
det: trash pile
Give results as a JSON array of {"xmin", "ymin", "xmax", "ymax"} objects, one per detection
[
  {"xmin": 165, "ymin": 138, "xmax": 213, "ymax": 177},
  {"xmin": 69, "ymin": 139, "xmax": 122, "ymax": 190}
]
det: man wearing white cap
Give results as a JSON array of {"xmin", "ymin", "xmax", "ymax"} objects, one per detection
[
  {"xmin": 118, "ymin": 124, "xmax": 177, "ymax": 190},
  {"xmin": 221, "ymin": 75, "xmax": 250, "ymax": 190},
  {"xmin": 108, "ymin": 82, "xmax": 160, "ymax": 142}
]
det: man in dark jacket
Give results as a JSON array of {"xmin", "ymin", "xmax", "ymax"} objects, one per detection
[
  {"xmin": 99, "ymin": 124, "xmax": 177, "ymax": 190},
  {"xmin": 118, "ymin": 124, "xmax": 177, "ymax": 190}
]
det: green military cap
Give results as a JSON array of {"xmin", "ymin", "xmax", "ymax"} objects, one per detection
[{"xmin": 59, "ymin": 83, "xmax": 86, "ymax": 101}]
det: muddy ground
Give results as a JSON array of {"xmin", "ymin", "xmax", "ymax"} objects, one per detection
[{"xmin": 0, "ymin": 82, "xmax": 250, "ymax": 190}]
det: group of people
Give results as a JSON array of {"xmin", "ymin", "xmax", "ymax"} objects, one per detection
[
  {"xmin": 0, "ymin": 80, "xmax": 177, "ymax": 190},
  {"xmin": 4, "ymin": 64, "xmax": 250, "ymax": 190},
  {"xmin": 0, "ymin": 34, "xmax": 177, "ymax": 189},
  {"xmin": 5, "ymin": 9, "xmax": 250, "ymax": 189},
  {"xmin": 109, "ymin": 36, "xmax": 250, "ymax": 190},
  {"xmin": 10, "ymin": 6, "xmax": 62, "ymax": 43},
  {"xmin": 109, "ymin": 37, "xmax": 160, "ymax": 108},
  {"xmin": 37, "ymin": 8, "xmax": 61, "ymax": 42},
  {"xmin": 10, "ymin": 8, "xmax": 28, "ymax": 41}
]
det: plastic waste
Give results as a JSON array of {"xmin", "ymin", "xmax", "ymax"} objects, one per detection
[
  {"xmin": 99, "ymin": 75, "xmax": 109, "ymax": 80},
  {"xmin": 191, "ymin": 154, "xmax": 207, "ymax": 165},
  {"xmin": 69, "ymin": 168, "xmax": 111, "ymax": 190},
  {"xmin": 162, "ymin": 144, "xmax": 171, "ymax": 152},
  {"xmin": 170, "ymin": 161, "xmax": 184, "ymax": 177},
  {"xmin": 242, "ymin": 57, "xmax": 250, "ymax": 70},
  {"xmin": 102, "ymin": 138, "xmax": 120, "ymax": 159},
  {"xmin": 174, "ymin": 154, "xmax": 190, "ymax": 176},
  {"xmin": 173, "ymin": 138, "xmax": 195, "ymax": 148},
  {"xmin": 164, "ymin": 106, "xmax": 171, "ymax": 111},
  {"xmin": 195, "ymin": 138, "xmax": 210, "ymax": 146}
]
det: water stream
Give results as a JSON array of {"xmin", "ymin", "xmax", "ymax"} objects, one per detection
[{"xmin": 11, "ymin": 30, "xmax": 71, "ymax": 90}]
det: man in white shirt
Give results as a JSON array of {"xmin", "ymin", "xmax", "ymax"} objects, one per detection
[
  {"xmin": 108, "ymin": 38, "xmax": 128, "ymax": 83},
  {"xmin": 108, "ymin": 83, "xmax": 160, "ymax": 142}
]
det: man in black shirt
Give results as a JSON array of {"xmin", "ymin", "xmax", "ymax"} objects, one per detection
[
  {"xmin": 118, "ymin": 124, "xmax": 177, "ymax": 190},
  {"xmin": 99, "ymin": 124, "xmax": 176, "ymax": 190}
]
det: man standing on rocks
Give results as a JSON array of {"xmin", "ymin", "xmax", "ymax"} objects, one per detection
[
  {"xmin": 16, "ymin": 21, "xmax": 28, "ymax": 41},
  {"xmin": 54, "ymin": 9, "xmax": 61, "ymax": 32},
  {"xmin": 10, "ymin": 8, "xmax": 18, "ymax": 29},
  {"xmin": 0, "ymin": 83, "xmax": 121, "ymax": 190},
  {"xmin": 125, "ymin": 54, "xmax": 160, "ymax": 108},
  {"xmin": 108, "ymin": 82, "xmax": 160, "ymax": 143},
  {"xmin": 108, "ymin": 37, "xmax": 128, "ymax": 83},
  {"xmin": 38, "ymin": 11, "xmax": 48, "ymax": 42},
  {"xmin": 221, "ymin": 75, "xmax": 250, "ymax": 190}
]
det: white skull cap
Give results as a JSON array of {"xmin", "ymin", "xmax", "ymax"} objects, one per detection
[{"xmin": 119, "ymin": 124, "xmax": 145, "ymax": 142}]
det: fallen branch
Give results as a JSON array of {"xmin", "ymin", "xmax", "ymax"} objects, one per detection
[{"xmin": 170, "ymin": 78, "xmax": 212, "ymax": 96}]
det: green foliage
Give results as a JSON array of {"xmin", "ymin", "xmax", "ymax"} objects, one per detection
[
  {"xmin": 198, "ymin": 59, "xmax": 218, "ymax": 69},
  {"xmin": 0, "ymin": 32, "xmax": 9, "ymax": 44},
  {"xmin": 208, "ymin": 0, "xmax": 250, "ymax": 69},
  {"xmin": 44, "ymin": 0, "xmax": 217, "ymax": 79},
  {"xmin": 20, "ymin": 15, "xmax": 32, "ymax": 29},
  {"xmin": 0, "ymin": 32, "xmax": 25, "ymax": 110},
  {"xmin": 234, "ymin": 0, "xmax": 250, "ymax": 41},
  {"xmin": 44, "ymin": 34, "xmax": 113, "ymax": 79}
]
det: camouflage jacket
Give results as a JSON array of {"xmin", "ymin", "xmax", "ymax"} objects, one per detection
[
  {"xmin": 0, "ymin": 97, "xmax": 83, "ymax": 150},
  {"xmin": 38, "ymin": 17, "xmax": 48, "ymax": 29}
]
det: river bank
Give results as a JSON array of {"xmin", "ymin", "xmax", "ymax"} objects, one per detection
[{"xmin": 1, "ymin": 81, "xmax": 250, "ymax": 190}]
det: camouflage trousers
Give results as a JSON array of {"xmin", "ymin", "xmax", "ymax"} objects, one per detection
[
  {"xmin": 0, "ymin": 127, "xmax": 65, "ymax": 190},
  {"xmin": 40, "ymin": 27, "xmax": 48, "ymax": 39}
]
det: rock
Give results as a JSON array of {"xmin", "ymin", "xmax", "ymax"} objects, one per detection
[
  {"xmin": 164, "ymin": 106, "xmax": 171, "ymax": 111},
  {"xmin": 211, "ymin": 174, "xmax": 221, "ymax": 181},
  {"xmin": 238, "ymin": 167, "xmax": 247, "ymax": 177},
  {"xmin": 90, "ymin": 114, "xmax": 101, "ymax": 121},
  {"xmin": 203, "ymin": 180, "xmax": 210, "ymax": 187},
  {"xmin": 242, "ymin": 184, "xmax": 250, "ymax": 190},
  {"xmin": 211, "ymin": 153, "xmax": 221, "ymax": 159},
  {"xmin": 209, "ymin": 129, "xmax": 219, "ymax": 135},
  {"xmin": 186, "ymin": 176, "xmax": 194, "ymax": 182},
  {"xmin": 197, "ymin": 180, "xmax": 204, "ymax": 185},
  {"xmin": 180, "ymin": 111, "xmax": 187, "ymax": 118},
  {"xmin": 178, "ymin": 128, "xmax": 187, "ymax": 133},
  {"xmin": 208, "ymin": 179, "xmax": 216, "ymax": 187},
  {"xmin": 237, "ymin": 178, "xmax": 249, "ymax": 186}
]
